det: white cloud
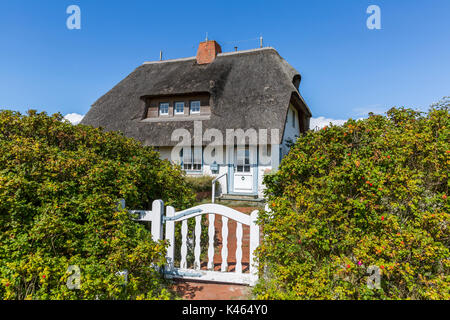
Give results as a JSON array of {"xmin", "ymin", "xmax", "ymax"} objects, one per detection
[
  {"xmin": 64, "ymin": 113, "xmax": 84, "ymax": 125},
  {"xmin": 309, "ymin": 117, "xmax": 347, "ymax": 130}
]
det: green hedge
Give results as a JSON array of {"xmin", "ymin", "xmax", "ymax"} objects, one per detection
[
  {"xmin": 185, "ymin": 175, "xmax": 216, "ymax": 193},
  {"xmin": 255, "ymin": 101, "xmax": 449, "ymax": 299},
  {"xmin": 0, "ymin": 110, "xmax": 195, "ymax": 300}
]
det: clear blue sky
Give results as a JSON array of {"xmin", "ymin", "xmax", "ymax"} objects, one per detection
[{"xmin": 1, "ymin": 0, "xmax": 449, "ymax": 121}]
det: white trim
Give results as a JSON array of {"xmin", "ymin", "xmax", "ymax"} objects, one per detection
[{"xmin": 174, "ymin": 101, "xmax": 184, "ymax": 115}]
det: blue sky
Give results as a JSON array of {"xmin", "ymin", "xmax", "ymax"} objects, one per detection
[{"xmin": 0, "ymin": 0, "xmax": 449, "ymax": 125}]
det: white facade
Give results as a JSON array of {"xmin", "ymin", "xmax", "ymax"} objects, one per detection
[
  {"xmin": 154, "ymin": 144, "xmax": 281, "ymax": 198},
  {"xmin": 281, "ymin": 103, "xmax": 301, "ymax": 159},
  {"xmin": 152, "ymin": 105, "xmax": 301, "ymax": 198}
]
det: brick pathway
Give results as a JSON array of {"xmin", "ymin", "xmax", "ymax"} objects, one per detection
[{"xmin": 171, "ymin": 207, "xmax": 257, "ymax": 300}]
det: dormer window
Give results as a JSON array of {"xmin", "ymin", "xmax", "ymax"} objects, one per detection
[
  {"xmin": 141, "ymin": 92, "xmax": 211, "ymax": 121},
  {"xmin": 159, "ymin": 102, "xmax": 169, "ymax": 116},
  {"xmin": 190, "ymin": 101, "xmax": 201, "ymax": 114},
  {"xmin": 174, "ymin": 102, "xmax": 184, "ymax": 115}
]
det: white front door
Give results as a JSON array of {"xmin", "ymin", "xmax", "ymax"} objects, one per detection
[{"xmin": 233, "ymin": 146, "xmax": 254, "ymax": 193}]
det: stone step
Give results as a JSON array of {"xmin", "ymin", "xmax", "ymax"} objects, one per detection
[{"xmin": 218, "ymin": 194, "xmax": 264, "ymax": 202}]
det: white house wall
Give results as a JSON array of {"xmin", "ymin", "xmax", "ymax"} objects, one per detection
[
  {"xmin": 157, "ymin": 146, "xmax": 172, "ymax": 160},
  {"xmin": 281, "ymin": 103, "xmax": 300, "ymax": 158},
  {"xmin": 155, "ymin": 145, "xmax": 275, "ymax": 198},
  {"xmin": 257, "ymin": 164, "xmax": 272, "ymax": 196}
]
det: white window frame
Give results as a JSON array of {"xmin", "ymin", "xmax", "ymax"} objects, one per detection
[
  {"xmin": 235, "ymin": 145, "xmax": 251, "ymax": 173},
  {"xmin": 174, "ymin": 102, "xmax": 185, "ymax": 115},
  {"xmin": 180, "ymin": 147, "xmax": 202, "ymax": 172},
  {"xmin": 159, "ymin": 102, "xmax": 169, "ymax": 116},
  {"xmin": 190, "ymin": 100, "xmax": 201, "ymax": 114}
]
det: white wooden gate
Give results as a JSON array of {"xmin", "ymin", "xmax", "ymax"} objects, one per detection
[{"xmin": 128, "ymin": 200, "xmax": 261, "ymax": 286}]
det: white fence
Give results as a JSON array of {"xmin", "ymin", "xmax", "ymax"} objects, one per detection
[{"xmin": 125, "ymin": 200, "xmax": 262, "ymax": 286}]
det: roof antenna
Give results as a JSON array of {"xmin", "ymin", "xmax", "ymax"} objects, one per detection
[
  {"xmin": 260, "ymin": 35, "xmax": 263, "ymax": 48},
  {"xmin": 205, "ymin": 32, "xmax": 208, "ymax": 41},
  {"xmin": 160, "ymin": 50, "xmax": 163, "ymax": 61}
]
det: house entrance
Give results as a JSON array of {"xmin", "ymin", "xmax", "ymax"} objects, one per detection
[{"xmin": 232, "ymin": 145, "xmax": 255, "ymax": 193}]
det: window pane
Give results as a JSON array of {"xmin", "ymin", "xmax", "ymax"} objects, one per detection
[
  {"xmin": 175, "ymin": 102, "xmax": 184, "ymax": 114},
  {"xmin": 159, "ymin": 103, "xmax": 169, "ymax": 115},
  {"xmin": 236, "ymin": 147, "xmax": 245, "ymax": 165},
  {"xmin": 244, "ymin": 148, "xmax": 250, "ymax": 165},
  {"xmin": 193, "ymin": 147, "xmax": 202, "ymax": 163},
  {"xmin": 181, "ymin": 147, "xmax": 202, "ymax": 171},
  {"xmin": 190, "ymin": 101, "xmax": 201, "ymax": 113},
  {"xmin": 183, "ymin": 147, "xmax": 192, "ymax": 162},
  {"xmin": 193, "ymin": 147, "xmax": 202, "ymax": 171}
]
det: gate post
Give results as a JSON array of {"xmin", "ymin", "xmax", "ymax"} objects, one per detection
[
  {"xmin": 151, "ymin": 200, "xmax": 164, "ymax": 241},
  {"xmin": 165, "ymin": 206, "xmax": 176, "ymax": 271},
  {"xmin": 249, "ymin": 209, "xmax": 260, "ymax": 285}
]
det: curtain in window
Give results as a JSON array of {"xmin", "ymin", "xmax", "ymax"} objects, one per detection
[
  {"xmin": 193, "ymin": 147, "xmax": 202, "ymax": 170},
  {"xmin": 182, "ymin": 146, "xmax": 202, "ymax": 171}
]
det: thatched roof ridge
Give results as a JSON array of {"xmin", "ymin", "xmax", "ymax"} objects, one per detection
[{"xmin": 81, "ymin": 47, "xmax": 311, "ymax": 146}]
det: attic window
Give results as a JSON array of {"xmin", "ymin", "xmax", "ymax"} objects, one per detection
[
  {"xmin": 190, "ymin": 101, "xmax": 201, "ymax": 114},
  {"xmin": 142, "ymin": 93, "xmax": 211, "ymax": 121},
  {"xmin": 159, "ymin": 102, "xmax": 169, "ymax": 115},
  {"xmin": 174, "ymin": 102, "xmax": 184, "ymax": 115}
]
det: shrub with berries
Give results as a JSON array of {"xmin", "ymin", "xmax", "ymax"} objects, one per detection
[{"xmin": 256, "ymin": 99, "xmax": 449, "ymax": 299}]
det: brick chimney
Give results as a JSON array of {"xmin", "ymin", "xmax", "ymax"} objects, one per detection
[{"xmin": 196, "ymin": 40, "xmax": 222, "ymax": 65}]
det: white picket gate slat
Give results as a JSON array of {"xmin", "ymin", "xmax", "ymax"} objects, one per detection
[
  {"xmin": 235, "ymin": 222, "xmax": 243, "ymax": 274},
  {"xmin": 221, "ymin": 216, "xmax": 229, "ymax": 272},
  {"xmin": 194, "ymin": 216, "xmax": 201, "ymax": 270},
  {"xmin": 180, "ymin": 220, "xmax": 188, "ymax": 269},
  {"xmin": 128, "ymin": 200, "xmax": 261, "ymax": 286},
  {"xmin": 165, "ymin": 206, "xmax": 176, "ymax": 270},
  {"xmin": 207, "ymin": 213, "xmax": 215, "ymax": 270}
]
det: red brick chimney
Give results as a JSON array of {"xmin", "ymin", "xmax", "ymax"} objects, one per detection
[{"xmin": 196, "ymin": 40, "xmax": 222, "ymax": 65}]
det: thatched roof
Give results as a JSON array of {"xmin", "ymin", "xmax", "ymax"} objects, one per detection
[{"xmin": 81, "ymin": 47, "xmax": 311, "ymax": 146}]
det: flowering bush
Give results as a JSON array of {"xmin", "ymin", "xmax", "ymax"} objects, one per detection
[
  {"xmin": 0, "ymin": 110, "xmax": 195, "ymax": 299},
  {"xmin": 255, "ymin": 101, "xmax": 449, "ymax": 299}
]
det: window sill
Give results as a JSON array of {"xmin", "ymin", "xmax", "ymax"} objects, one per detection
[
  {"xmin": 141, "ymin": 115, "xmax": 211, "ymax": 122},
  {"xmin": 184, "ymin": 170, "xmax": 203, "ymax": 175}
]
